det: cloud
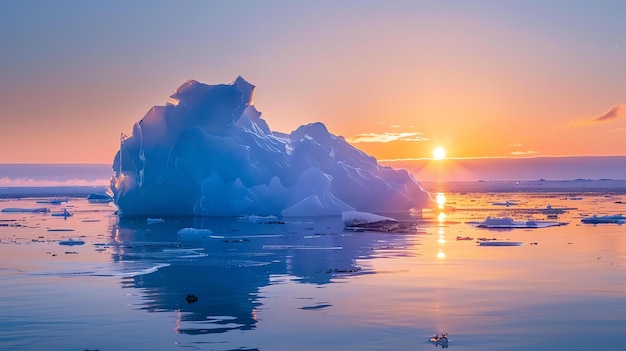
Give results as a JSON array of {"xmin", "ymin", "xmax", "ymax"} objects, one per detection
[
  {"xmin": 346, "ymin": 132, "xmax": 428, "ymax": 143},
  {"xmin": 0, "ymin": 177, "xmax": 110, "ymax": 187},
  {"xmin": 569, "ymin": 104, "xmax": 626, "ymax": 126},
  {"xmin": 510, "ymin": 151, "xmax": 539, "ymax": 156}
]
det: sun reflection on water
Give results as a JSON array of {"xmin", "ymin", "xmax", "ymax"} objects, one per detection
[
  {"xmin": 437, "ymin": 212, "xmax": 446, "ymax": 260},
  {"xmin": 436, "ymin": 192, "xmax": 446, "ymax": 210}
]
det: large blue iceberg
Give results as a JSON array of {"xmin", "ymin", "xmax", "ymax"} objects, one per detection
[{"xmin": 110, "ymin": 77, "xmax": 432, "ymax": 216}]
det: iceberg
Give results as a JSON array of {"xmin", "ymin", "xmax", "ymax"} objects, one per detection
[{"xmin": 109, "ymin": 77, "xmax": 431, "ymax": 216}]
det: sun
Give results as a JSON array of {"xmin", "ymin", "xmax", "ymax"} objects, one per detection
[{"xmin": 433, "ymin": 147, "xmax": 446, "ymax": 160}]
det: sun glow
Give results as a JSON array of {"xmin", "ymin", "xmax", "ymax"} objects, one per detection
[{"xmin": 433, "ymin": 147, "xmax": 446, "ymax": 160}]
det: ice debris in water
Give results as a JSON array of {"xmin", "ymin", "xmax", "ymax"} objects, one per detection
[
  {"xmin": 429, "ymin": 333, "xmax": 449, "ymax": 348},
  {"xmin": 109, "ymin": 76, "xmax": 431, "ymax": 216}
]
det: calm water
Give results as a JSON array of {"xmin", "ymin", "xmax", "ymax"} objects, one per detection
[{"xmin": 1, "ymin": 188, "xmax": 626, "ymax": 350}]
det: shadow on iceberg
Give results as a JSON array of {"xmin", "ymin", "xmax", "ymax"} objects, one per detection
[{"xmin": 109, "ymin": 77, "xmax": 432, "ymax": 216}]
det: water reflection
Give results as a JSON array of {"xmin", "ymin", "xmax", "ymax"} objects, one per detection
[
  {"xmin": 436, "ymin": 193, "xmax": 446, "ymax": 210},
  {"xmin": 437, "ymin": 212, "xmax": 446, "ymax": 260},
  {"xmin": 109, "ymin": 215, "xmax": 422, "ymax": 335}
]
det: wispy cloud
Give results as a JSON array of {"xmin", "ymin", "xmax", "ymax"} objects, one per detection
[
  {"xmin": 569, "ymin": 104, "xmax": 626, "ymax": 126},
  {"xmin": 510, "ymin": 150, "xmax": 539, "ymax": 156},
  {"xmin": 346, "ymin": 132, "xmax": 428, "ymax": 143},
  {"xmin": 606, "ymin": 127, "xmax": 626, "ymax": 133}
]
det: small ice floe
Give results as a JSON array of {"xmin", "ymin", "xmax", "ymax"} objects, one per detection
[
  {"xmin": 262, "ymin": 245, "xmax": 342, "ymax": 250},
  {"xmin": 581, "ymin": 214, "xmax": 625, "ymax": 225},
  {"xmin": 539, "ymin": 204, "xmax": 574, "ymax": 214},
  {"xmin": 58, "ymin": 238, "xmax": 85, "ymax": 246},
  {"xmin": 429, "ymin": 333, "xmax": 449, "ymax": 348},
  {"xmin": 36, "ymin": 198, "xmax": 68, "ymax": 204},
  {"xmin": 147, "ymin": 218, "xmax": 165, "ymax": 224},
  {"xmin": 300, "ymin": 303, "xmax": 332, "ymax": 310},
  {"xmin": 177, "ymin": 227, "xmax": 213, "ymax": 239},
  {"xmin": 478, "ymin": 241, "xmax": 524, "ymax": 246},
  {"xmin": 467, "ymin": 216, "xmax": 566, "ymax": 229},
  {"xmin": 456, "ymin": 236, "xmax": 473, "ymax": 241},
  {"xmin": 1, "ymin": 207, "xmax": 50, "ymax": 213},
  {"xmin": 492, "ymin": 200, "xmax": 519, "ymax": 207},
  {"xmin": 342, "ymin": 211, "xmax": 417, "ymax": 233},
  {"xmin": 87, "ymin": 193, "xmax": 113, "ymax": 202},
  {"xmin": 51, "ymin": 209, "xmax": 72, "ymax": 217},
  {"xmin": 239, "ymin": 215, "xmax": 284, "ymax": 224}
]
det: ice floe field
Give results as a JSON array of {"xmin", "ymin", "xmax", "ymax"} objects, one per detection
[{"xmin": 1, "ymin": 181, "xmax": 626, "ymax": 351}]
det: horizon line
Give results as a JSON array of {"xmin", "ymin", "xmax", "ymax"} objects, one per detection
[
  {"xmin": 379, "ymin": 154, "xmax": 626, "ymax": 162},
  {"xmin": 3, "ymin": 154, "xmax": 626, "ymax": 165}
]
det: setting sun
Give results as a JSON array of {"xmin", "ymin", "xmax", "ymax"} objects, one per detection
[{"xmin": 433, "ymin": 147, "xmax": 446, "ymax": 160}]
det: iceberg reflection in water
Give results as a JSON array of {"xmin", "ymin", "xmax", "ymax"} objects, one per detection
[{"xmin": 111, "ymin": 214, "xmax": 409, "ymax": 336}]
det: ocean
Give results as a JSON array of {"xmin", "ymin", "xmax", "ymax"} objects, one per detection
[{"xmin": 1, "ymin": 182, "xmax": 625, "ymax": 350}]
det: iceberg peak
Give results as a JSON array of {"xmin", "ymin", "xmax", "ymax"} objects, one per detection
[{"xmin": 110, "ymin": 77, "xmax": 432, "ymax": 216}]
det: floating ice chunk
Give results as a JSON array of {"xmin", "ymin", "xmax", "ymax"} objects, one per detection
[
  {"xmin": 239, "ymin": 215, "xmax": 279, "ymax": 222},
  {"xmin": 177, "ymin": 227, "xmax": 213, "ymax": 239},
  {"xmin": 429, "ymin": 333, "xmax": 449, "ymax": 348},
  {"xmin": 492, "ymin": 200, "xmax": 519, "ymax": 206},
  {"xmin": 478, "ymin": 241, "xmax": 524, "ymax": 246},
  {"xmin": 59, "ymin": 238, "xmax": 85, "ymax": 246},
  {"xmin": 341, "ymin": 211, "xmax": 417, "ymax": 232},
  {"xmin": 2, "ymin": 207, "xmax": 50, "ymax": 213},
  {"xmin": 37, "ymin": 198, "xmax": 69, "ymax": 204},
  {"xmin": 147, "ymin": 218, "xmax": 165, "ymax": 224},
  {"xmin": 581, "ymin": 214, "xmax": 625, "ymax": 224},
  {"xmin": 467, "ymin": 216, "xmax": 566, "ymax": 228},
  {"xmin": 262, "ymin": 245, "xmax": 343, "ymax": 250},
  {"xmin": 109, "ymin": 77, "xmax": 431, "ymax": 217},
  {"xmin": 87, "ymin": 193, "xmax": 113, "ymax": 202},
  {"xmin": 51, "ymin": 209, "xmax": 72, "ymax": 217},
  {"xmin": 342, "ymin": 211, "xmax": 398, "ymax": 227}
]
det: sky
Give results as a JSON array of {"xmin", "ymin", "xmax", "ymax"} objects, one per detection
[{"xmin": 1, "ymin": 0, "xmax": 625, "ymax": 164}]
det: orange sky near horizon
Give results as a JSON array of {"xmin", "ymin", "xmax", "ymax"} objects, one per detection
[{"xmin": 1, "ymin": 1, "xmax": 625, "ymax": 164}]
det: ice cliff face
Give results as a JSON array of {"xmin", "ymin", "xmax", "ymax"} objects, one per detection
[{"xmin": 110, "ymin": 76, "xmax": 432, "ymax": 216}]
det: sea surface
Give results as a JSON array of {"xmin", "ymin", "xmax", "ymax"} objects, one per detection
[{"xmin": 1, "ymin": 181, "xmax": 626, "ymax": 350}]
